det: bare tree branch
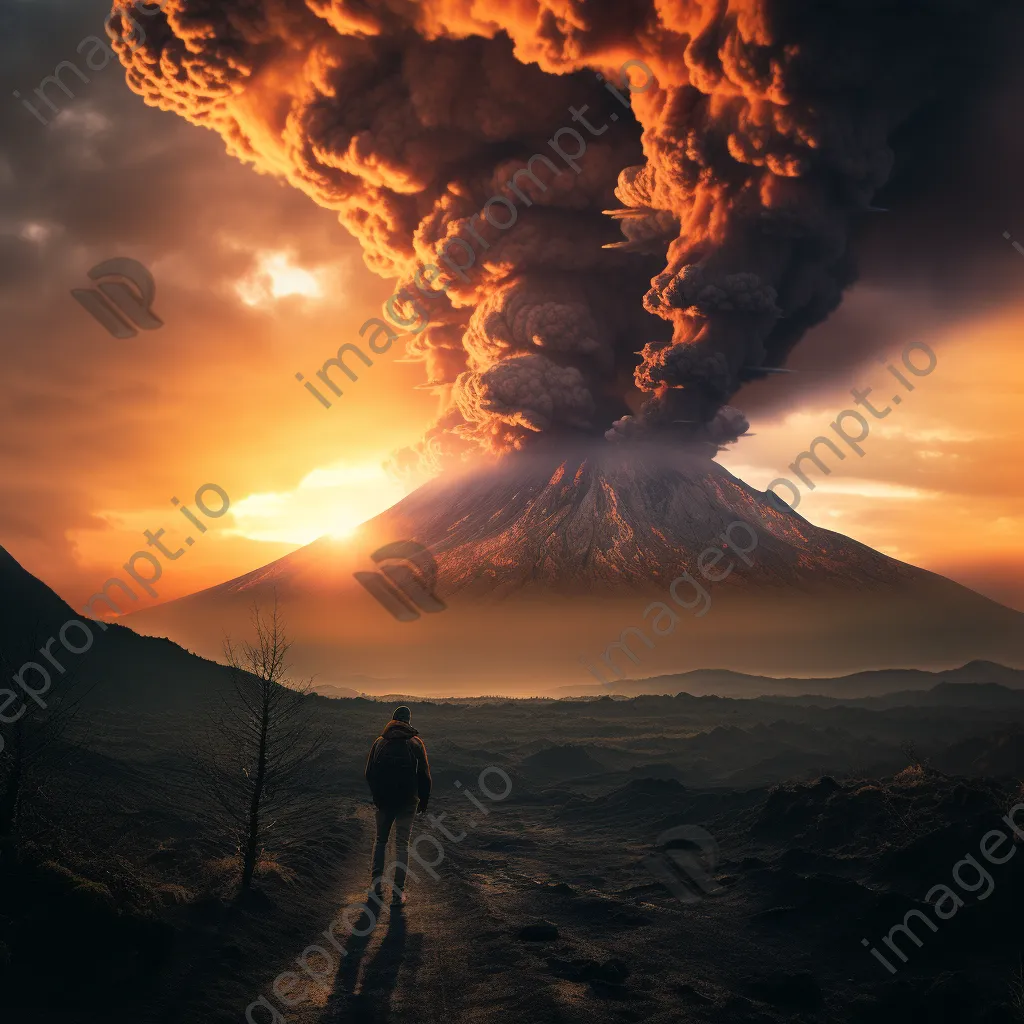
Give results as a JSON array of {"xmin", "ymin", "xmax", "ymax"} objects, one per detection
[{"xmin": 188, "ymin": 596, "xmax": 329, "ymax": 897}]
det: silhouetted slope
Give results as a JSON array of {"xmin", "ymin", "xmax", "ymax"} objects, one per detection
[{"xmin": 0, "ymin": 545, "xmax": 233, "ymax": 711}]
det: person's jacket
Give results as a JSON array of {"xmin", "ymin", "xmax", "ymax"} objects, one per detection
[{"xmin": 364, "ymin": 720, "xmax": 432, "ymax": 810}]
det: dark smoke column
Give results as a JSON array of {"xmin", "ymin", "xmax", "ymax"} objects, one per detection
[
  {"xmin": 104, "ymin": 0, "xmax": 1000, "ymax": 459},
  {"xmin": 598, "ymin": 0, "xmax": 991, "ymax": 447}
]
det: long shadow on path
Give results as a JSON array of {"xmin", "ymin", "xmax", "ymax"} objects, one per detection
[{"xmin": 321, "ymin": 903, "xmax": 422, "ymax": 1024}]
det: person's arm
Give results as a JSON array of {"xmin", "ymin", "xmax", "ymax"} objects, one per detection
[
  {"xmin": 414, "ymin": 737, "xmax": 432, "ymax": 811},
  {"xmin": 364, "ymin": 738, "xmax": 380, "ymax": 785}
]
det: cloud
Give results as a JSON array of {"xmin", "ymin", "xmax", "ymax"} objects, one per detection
[
  {"xmin": 876, "ymin": 426, "xmax": 992, "ymax": 444},
  {"xmin": 801, "ymin": 480, "xmax": 935, "ymax": 501},
  {"xmin": 104, "ymin": 0, "xmax": 1024, "ymax": 463},
  {"xmin": 724, "ymin": 462, "xmax": 935, "ymax": 503},
  {"xmin": 0, "ymin": 0, "xmax": 382, "ymax": 599}
]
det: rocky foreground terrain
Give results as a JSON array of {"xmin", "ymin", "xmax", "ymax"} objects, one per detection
[{"xmin": 6, "ymin": 680, "xmax": 1024, "ymax": 1023}]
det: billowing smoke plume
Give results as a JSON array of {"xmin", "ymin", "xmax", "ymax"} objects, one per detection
[{"xmin": 106, "ymin": 0, "xmax": 994, "ymax": 467}]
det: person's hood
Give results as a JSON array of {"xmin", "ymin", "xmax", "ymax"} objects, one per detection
[{"xmin": 382, "ymin": 721, "xmax": 419, "ymax": 740}]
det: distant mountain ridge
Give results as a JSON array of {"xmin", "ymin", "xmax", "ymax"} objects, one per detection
[
  {"xmin": 553, "ymin": 660, "xmax": 1024, "ymax": 699},
  {"xmin": 1, "ymin": 542, "xmax": 1021, "ymax": 706}
]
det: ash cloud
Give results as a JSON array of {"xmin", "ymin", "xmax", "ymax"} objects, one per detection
[{"xmin": 105, "ymin": 0, "xmax": 1018, "ymax": 465}]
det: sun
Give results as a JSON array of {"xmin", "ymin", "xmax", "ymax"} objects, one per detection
[
  {"xmin": 227, "ymin": 461, "xmax": 408, "ymax": 546},
  {"xmin": 236, "ymin": 250, "xmax": 324, "ymax": 307}
]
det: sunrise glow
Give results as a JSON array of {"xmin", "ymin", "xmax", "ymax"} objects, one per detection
[
  {"xmin": 227, "ymin": 461, "xmax": 408, "ymax": 545},
  {"xmin": 236, "ymin": 250, "xmax": 325, "ymax": 307}
]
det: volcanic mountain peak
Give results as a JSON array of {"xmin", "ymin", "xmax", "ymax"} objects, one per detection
[
  {"xmin": 214, "ymin": 446, "xmax": 910, "ymax": 601},
  {"xmin": 121, "ymin": 444, "xmax": 1024, "ymax": 693},
  {"xmin": 406, "ymin": 447, "xmax": 915, "ymax": 596}
]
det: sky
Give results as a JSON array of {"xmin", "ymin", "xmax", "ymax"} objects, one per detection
[{"xmin": 1, "ymin": 0, "xmax": 1023, "ymax": 617}]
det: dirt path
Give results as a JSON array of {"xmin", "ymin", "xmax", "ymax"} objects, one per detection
[
  {"xmin": 256, "ymin": 793, "xmax": 715, "ymax": 1024},
  {"xmin": 258, "ymin": 799, "xmax": 591, "ymax": 1024}
]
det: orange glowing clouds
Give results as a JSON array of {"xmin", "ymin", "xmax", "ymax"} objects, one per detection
[
  {"xmin": 719, "ymin": 298, "xmax": 1024, "ymax": 611},
  {"xmin": 104, "ymin": 0, "xmax": 1005, "ymax": 472}
]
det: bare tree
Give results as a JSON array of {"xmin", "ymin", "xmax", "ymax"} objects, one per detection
[{"xmin": 192, "ymin": 601, "xmax": 327, "ymax": 896}]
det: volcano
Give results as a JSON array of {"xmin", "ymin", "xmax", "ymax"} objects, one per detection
[{"xmin": 123, "ymin": 446, "xmax": 1024, "ymax": 696}]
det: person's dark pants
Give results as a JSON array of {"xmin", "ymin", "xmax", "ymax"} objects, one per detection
[{"xmin": 371, "ymin": 803, "xmax": 416, "ymax": 893}]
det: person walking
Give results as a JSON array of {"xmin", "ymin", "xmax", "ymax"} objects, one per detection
[{"xmin": 364, "ymin": 706, "xmax": 431, "ymax": 905}]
